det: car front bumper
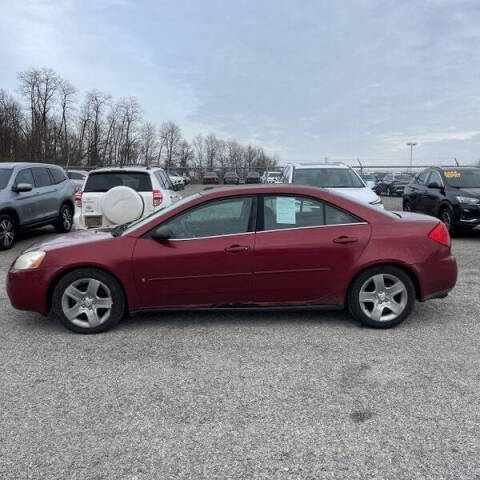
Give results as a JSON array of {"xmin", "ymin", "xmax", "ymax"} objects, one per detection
[{"xmin": 7, "ymin": 268, "xmax": 50, "ymax": 314}]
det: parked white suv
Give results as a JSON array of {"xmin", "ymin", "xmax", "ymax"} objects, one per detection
[
  {"xmin": 75, "ymin": 167, "xmax": 182, "ymax": 228},
  {"xmin": 281, "ymin": 162, "xmax": 383, "ymax": 208}
]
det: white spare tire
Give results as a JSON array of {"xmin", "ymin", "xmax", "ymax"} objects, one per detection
[{"xmin": 101, "ymin": 186, "xmax": 145, "ymax": 225}]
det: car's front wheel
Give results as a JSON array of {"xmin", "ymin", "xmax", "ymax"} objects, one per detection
[
  {"xmin": 54, "ymin": 203, "xmax": 74, "ymax": 233},
  {"xmin": 0, "ymin": 214, "xmax": 16, "ymax": 250},
  {"xmin": 348, "ymin": 266, "xmax": 415, "ymax": 328},
  {"xmin": 52, "ymin": 268, "xmax": 126, "ymax": 333},
  {"xmin": 439, "ymin": 207, "xmax": 456, "ymax": 235}
]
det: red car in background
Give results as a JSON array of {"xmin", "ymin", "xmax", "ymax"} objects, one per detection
[
  {"xmin": 202, "ymin": 171, "xmax": 219, "ymax": 184},
  {"xmin": 7, "ymin": 185, "xmax": 457, "ymax": 333}
]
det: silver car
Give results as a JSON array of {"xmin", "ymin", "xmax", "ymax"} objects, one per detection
[{"xmin": 0, "ymin": 163, "xmax": 75, "ymax": 250}]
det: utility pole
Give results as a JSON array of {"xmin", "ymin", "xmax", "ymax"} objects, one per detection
[{"xmin": 406, "ymin": 142, "xmax": 417, "ymax": 170}]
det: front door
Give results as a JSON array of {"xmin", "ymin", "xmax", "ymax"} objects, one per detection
[
  {"xmin": 13, "ymin": 168, "xmax": 38, "ymax": 225},
  {"xmin": 253, "ymin": 195, "xmax": 371, "ymax": 305},
  {"xmin": 132, "ymin": 195, "xmax": 257, "ymax": 308}
]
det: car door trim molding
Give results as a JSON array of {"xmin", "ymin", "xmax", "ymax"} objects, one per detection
[
  {"xmin": 166, "ymin": 231, "xmax": 255, "ymax": 242},
  {"xmin": 257, "ymin": 222, "xmax": 368, "ymax": 235}
]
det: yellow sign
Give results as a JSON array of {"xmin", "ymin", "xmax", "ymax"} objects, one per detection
[{"xmin": 444, "ymin": 171, "xmax": 461, "ymax": 178}]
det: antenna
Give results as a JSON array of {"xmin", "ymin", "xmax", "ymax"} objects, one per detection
[{"xmin": 454, "ymin": 157, "xmax": 459, "ymax": 166}]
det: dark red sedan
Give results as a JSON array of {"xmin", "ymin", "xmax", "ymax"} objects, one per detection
[
  {"xmin": 7, "ymin": 185, "xmax": 457, "ymax": 333},
  {"xmin": 202, "ymin": 172, "xmax": 219, "ymax": 184}
]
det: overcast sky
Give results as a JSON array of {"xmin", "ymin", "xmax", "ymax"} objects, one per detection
[{"xmin": 2, "ymin": 0, "xmax": 480, "ymax": 165}]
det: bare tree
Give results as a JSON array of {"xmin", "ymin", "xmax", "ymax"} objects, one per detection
[
  {"xmin": 159, "ymin": 121, "xmax": 181, "ymax": 171},
  {"xmin": 177, "ymin": 139, "xmax": 193, "ymax": 169},
  {"xmin": 139, "ymin": 121, "xmax": 157, "ymax": 167}
]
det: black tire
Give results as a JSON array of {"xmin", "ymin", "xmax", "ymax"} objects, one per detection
[
  {"xmin": 51, "ymin": 268, "xmax": 126, "ymax": 333},
  {"xmin": 439, "ymin": 207, "xmax": 456, "ymax": 236},
  {"xmin": 54, "ymin": 203, "xmax": 74, "ymax": 233},
  {"xmin": 347, "ymin": 265, "xmax": 416, "ymax": 328},
  {"xmin": 0, "ymin": 214, "xmax": 16, "ymax": 250}
]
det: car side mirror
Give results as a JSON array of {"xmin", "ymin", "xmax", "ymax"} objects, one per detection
[
  {"xmin": 13, "ymin": 183, "xmax": 33, "ymax": 193},
  {"xmin": 427, "ymin": 182, "xmax": 441, "ymax": 189},
  {"xmin": 151, "ymin": 225, "xmax": 173, "ymax": 241}
]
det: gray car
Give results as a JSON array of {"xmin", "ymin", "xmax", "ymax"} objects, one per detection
[{"xmin": 0, "ymin": 163, "xmax": 75, "ymax": 250}]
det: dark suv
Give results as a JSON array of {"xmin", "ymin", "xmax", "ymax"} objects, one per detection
[
  {"xmin": 0, "ymin": 163, "xmax": 75, "ymax": 249},
  {"xmin": 403, "ymin": 166, "xmax": 480, "ymax": 234}
]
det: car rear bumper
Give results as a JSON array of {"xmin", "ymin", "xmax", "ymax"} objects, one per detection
[
  {"xmin": 7, "ymin": 269, "xmax": 49, "ymax": 314},
  {"xmin": 414, "ymin": 254, "xmax": 457, "ymax": 301}
]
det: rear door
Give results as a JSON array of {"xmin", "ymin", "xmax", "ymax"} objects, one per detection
[
  {"xmin": 12, "ymin": 168, "xmax": 38, "ymax": 225},
  {"xmin": 422, "ymin": 170, "xmax": 446, "ymax": 215},
  {"xmin": 31, "ymin": 167, "xmax": 58, "ymax": 220},
  {"xmin": 408, "ymin": 170, "xmax": 429, "ymax": 212},
  {"xmin": 132, "ymin": 195, "xmax": 257, "ymax": 308},
  {"xmin": 253, "ymin": 194, "xmax": 371, "ymax": 305},
  {"xmin": 82, "ymin": 171, "xmax": 153, "ymax": 226}
]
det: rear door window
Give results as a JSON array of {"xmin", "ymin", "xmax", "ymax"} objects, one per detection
[
  {"xmin": 49, "ymin": 168, "xmax": 67, "ymax": 184},
  {"xmin": 263, "ymin": 195, "xmax": 362, "ymax": 231},
  {"xmin": 416, "ymin": 170, "xmax": 430, "ymax": 185},
  {"xmin": 84, "ymin": 172, "xmax": 152, "ymax": 192},
  {"xmin": 32, "ymin": 167, "xmax": 54, "ymax": 187}
]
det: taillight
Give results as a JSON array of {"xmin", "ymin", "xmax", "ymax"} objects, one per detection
[
  {"xmin": 153, "ymin": 190, "xmax": 163, "ymax": 207},
  {"xmin": 429, "ymin": 222, "xmax": 451, "ymax": 247},
  {"xmin": 75, "ymin": 190, "xmax": 83, "ymax": 208}
]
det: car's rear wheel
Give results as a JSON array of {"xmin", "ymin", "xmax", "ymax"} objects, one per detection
[
  {"xmin": 54, "ymin": 204, "xmax": 74, "ymax": 233},
  {"xmin": 52, "ymin": 268, "xmax": 126, "ymax": 333},
  {"xmin": 348, "ymin": 266, "xmax": 415, "ymax": 328}
]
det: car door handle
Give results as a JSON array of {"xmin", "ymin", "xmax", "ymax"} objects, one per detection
[
  {"xmin": 224, "ymin": 245, "xmax": 250, "ymax": 253},
  {"xmin": 333, "ymin": 236, "xmax": 358, "ymax": 244}
]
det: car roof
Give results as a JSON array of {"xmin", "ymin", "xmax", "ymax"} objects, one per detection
[
  {"xmin": 287, "ymin": 162, "xmax": 349, "ymax": 169},
  {"xmin": 89, "ymin": 166, "xmax": 163, "ymax": 173},
  {"xmin": 0, "ymin": 162, "xmax": 63, "ymax": 169}
]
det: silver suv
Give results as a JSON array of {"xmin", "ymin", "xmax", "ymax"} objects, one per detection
[{"xmin": 0, "ymin": 163, "xmax": 75, "ymax": 250}]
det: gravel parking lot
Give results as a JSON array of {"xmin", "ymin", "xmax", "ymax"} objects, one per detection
[{"xmin": 1, "ymin": 187, "xmax": 479, "ymax": 479}]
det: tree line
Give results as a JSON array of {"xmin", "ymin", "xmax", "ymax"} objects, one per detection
[{"xmin": 0, "ymin": 67, "xmax": 279, "ymax": 173}]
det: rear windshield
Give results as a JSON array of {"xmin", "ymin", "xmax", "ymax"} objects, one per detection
[
  {"xmin": 293, "ymin": 168, "xmax": 364, "ymax": 188},
  {"xmin": 84, "ymin": 171, "xmax": 152, "ymax": 192},
  {"xmin": 443, "ymin": 169, "xmax": 480, "ymax": 188},
  {"xmin": 393, "ymin": 174, "xmax": 412, "ymax": 181},
  {"xmin": 248, "ymin": 172, "xmax": 260, "ymax": 176},
  {"xmin": 0, "ymin": 168, "xmax": 13, "ymax": 189}
]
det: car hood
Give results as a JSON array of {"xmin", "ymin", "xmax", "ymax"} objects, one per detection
[
  {"xmin": 326, "ymin": 187, "xmax": 380, "ymax": 205},
  {"xmin": 455, "ymin": 187, "xmax": 480, "ymax": 198},
  {"xmin": 25, "ymin": 229, "xmax": 113, "ymax": 253}
]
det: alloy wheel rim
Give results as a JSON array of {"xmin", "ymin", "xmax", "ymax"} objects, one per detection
[
  {"xmin": 61, "ymin": 278, "xmax": 113, "ymax": 328},
  {"xmin": 62, "ymin": 207, "xmax": 73, "ymax": 230},
  {"xmin": 442, "ymin": 211, "xmax": 451, "ymax": 229},
  {"xmin": 359, "ymin": 273, "xmax": 408, "ymax": 322},
  {"xmin": 0, "ymin": 219, "xmax": 14, "ymax": 248}
]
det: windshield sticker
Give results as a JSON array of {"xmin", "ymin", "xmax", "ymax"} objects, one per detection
[
  {"xmin": 276, "ymin": 197, "xmax": 296, "ymax": 224},
  {"xmin": 444, "ymin": 171, "xmax": 461, "ymax": 178}
]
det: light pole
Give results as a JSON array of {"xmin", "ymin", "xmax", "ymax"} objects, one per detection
[{"xmin": 406, "ymin": 142, "xmax": 417, "ymax": 170}]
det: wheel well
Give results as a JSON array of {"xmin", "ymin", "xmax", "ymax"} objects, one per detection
[
  {"xmin": 61, "ymin": 199, "xmax": 74, "ymax": 212},
  {"xmin": 347, "ymin": 263, "xmax": 421, "ymax": 302},
  {"xmin": 46, "ymin": 266, "xmax": 130, "ymax": 314},
  {"xmin": 0, "ymin": 209, "xmax": 20, "ymax": 228}
]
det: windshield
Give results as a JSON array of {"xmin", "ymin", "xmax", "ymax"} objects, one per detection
[
  {"xmin": 293, "ymin": 168, "xmax": 364, "ymax": 188},
  {"xmin": 0, "ymin": 168, "xmax": 13, "ymax": 189},
  {"xmin": 121, "ymin": 193, "xmax": 201, "ymax": 236},
  {"xmin": 84, "ymin": 171, "xmax": 152, "ymax": 192},
  {"xmin": 443, "ymin": 169, "xmax": 480, "ymax": 188}
]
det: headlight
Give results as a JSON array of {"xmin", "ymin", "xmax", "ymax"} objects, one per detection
[
  {"xmin": 456, "ymin": 196, "xmax": 480, "ymax": 206},
  {"xmin": 13, "ymin": 251, "xmax": 46, "ymax": 270}
]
